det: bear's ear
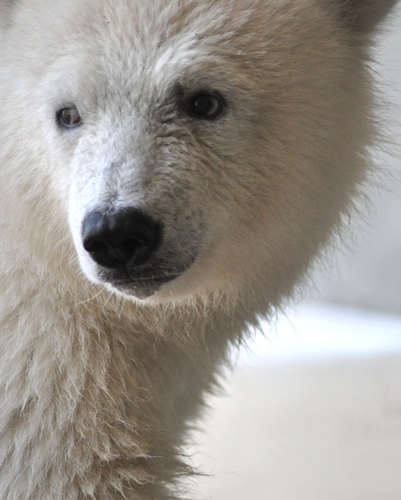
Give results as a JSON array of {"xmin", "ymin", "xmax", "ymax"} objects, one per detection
[{"xmin": 328, "ymin": 0, "xmax": 398, "ymax": 33}]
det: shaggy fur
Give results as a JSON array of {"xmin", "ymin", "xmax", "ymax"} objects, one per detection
[{"xmin": 0, "ymin": 0, "xmax": 397, "ymax": 498}]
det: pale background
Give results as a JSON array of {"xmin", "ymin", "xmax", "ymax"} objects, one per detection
[{"xmin": 187, "ymin": 8, "xmax": 401, "ymax": 500}]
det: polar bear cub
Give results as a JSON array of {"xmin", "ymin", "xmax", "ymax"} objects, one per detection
[{"xmin": 0, "ymin": 0, "xmax": 397, "ymax": 498}]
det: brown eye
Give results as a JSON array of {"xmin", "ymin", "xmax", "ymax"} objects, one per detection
[
  {"xmin": 56, "ymin": 105, "xmax": 82, "ymax": 129},
  {"xmin": 187, "ymin": 91, "xmax": 226, "ymax": 120}
]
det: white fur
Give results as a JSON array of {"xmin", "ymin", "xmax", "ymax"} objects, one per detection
[{"xmin": 0, "ymin": 0, "xmax": 396, "ymax": 498}]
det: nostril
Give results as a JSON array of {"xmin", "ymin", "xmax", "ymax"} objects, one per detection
[
  {"xmin": 81, "ymin": 208, "xmax": 162, "ymax": 269},
  {"xmin": 83, "ymin": 238, "xmax": 107, "ymax": 254},
  {"xmin": 83, "ymin": 236, "xmax": 123, "ymax": 269}
]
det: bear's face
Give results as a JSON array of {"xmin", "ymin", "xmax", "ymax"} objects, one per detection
[
  {"xmin": 59, "ymin": 3, "xmax": 278, "ymax": 301},
  {"xmin": 1, "ymin": 0, "xmax": 382, "ymax": 304}
]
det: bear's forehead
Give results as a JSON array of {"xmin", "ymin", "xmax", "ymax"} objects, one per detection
[
  {"xmin": 80, "ymin": 0, "xmax": 241, "ymax": 58},
  {"xmin": 10, "ymin": 0, "xmax": 351, "ymax": 121},
  {"xmin": 55, "ymin": 0, "xmax": 342, "ymax": 90},
  {"xmin": 95, "ymin": 2, "xmax": 250, "ymax": 72},
  {"xmin": 66, "ymin": 0, "xmax": 260, "ymax": 99}
]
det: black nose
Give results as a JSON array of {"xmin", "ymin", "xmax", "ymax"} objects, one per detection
[{"xmin": 81, "ymin": 208, "xmax": 162, "ymax": 269}]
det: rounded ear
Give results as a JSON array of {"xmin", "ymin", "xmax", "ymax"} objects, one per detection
[{"xmin": 328, "ymin": 0, "xmax": 398, "ymax": 33}]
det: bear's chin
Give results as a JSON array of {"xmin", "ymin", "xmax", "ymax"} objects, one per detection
[
  {"xmin": 102, "ymin": 270, "xmax": 216, "ymax": 306},
  {"xmin": 78, "ymin": 252, "xmax": 193, "ymax": 302},
  {"xmin": 104, "ymin": 278, "xmax": 172, "ymax": 301}
]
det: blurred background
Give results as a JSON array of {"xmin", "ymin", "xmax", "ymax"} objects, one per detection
[{"xmin": 187, "ymin": 8, "xmax": 401, "ymax": 500}]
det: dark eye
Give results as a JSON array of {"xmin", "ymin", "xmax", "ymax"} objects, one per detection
[
  {"xmin": 186, "ymin": 91, "xmax": 226, "ymax": 120},
  {"xmin": 56, "ymin": 105, "xmax": 82, "ymax": 129}
]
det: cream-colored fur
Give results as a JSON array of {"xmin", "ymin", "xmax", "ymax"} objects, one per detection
[{"xmin": 0, "ymin": 1, "xmax": 396, "ymax": 498}]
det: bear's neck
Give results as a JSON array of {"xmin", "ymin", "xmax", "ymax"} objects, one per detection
[{"xmin": 0, "ymin": 274, "xmax": 236, "ymax": 498}]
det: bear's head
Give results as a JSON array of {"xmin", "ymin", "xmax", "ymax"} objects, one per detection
[{"xmin": 0, "ymin": 0, "xmax": 396, "ymax": 305}]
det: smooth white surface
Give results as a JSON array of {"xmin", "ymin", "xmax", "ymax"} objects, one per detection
[
  {"xmin": 189, "ymin": 304, "xmax": 401, "ymax": 500},
  {"xmin": 236, "ymin": 303, "xmax": 401, "ymax": 365}
]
